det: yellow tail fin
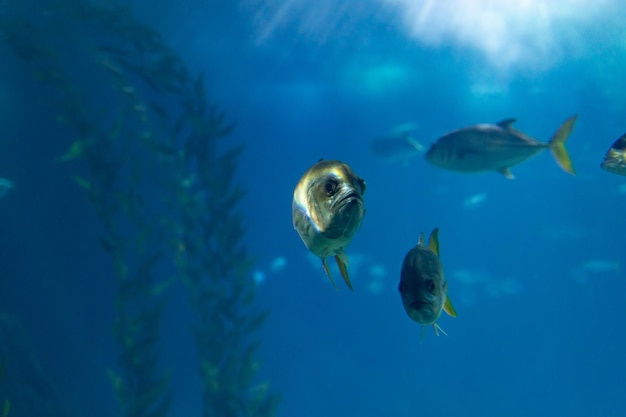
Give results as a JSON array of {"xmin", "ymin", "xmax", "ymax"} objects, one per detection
[{"xmin": 549, "ymin": 115, "xmax": 577, "ymax": 175}]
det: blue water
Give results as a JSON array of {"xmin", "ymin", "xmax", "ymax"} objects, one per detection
[{"xmin": 1, "ymin": 1, "xmax": 625, "ymax": 416}]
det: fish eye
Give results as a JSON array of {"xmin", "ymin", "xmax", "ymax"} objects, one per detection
[
  {"xmin": 357, "ymin": 177, "xmax": 366, "ymax": 194},
  {"xmin": 325, "ymin": 178, "xmax": 339, "ymax": 196}
]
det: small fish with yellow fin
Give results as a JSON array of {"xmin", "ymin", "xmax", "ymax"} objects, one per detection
[
  {"xmin": 292, "ymin": 160, "xmax": 366, "ymax": 290},
  {"xmin": 398, "ymin": 228, "xmax": 457, "ymax": 338}
]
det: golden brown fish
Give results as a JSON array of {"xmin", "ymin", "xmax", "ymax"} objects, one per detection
[{"xmin": 292, "ymin": 160, "xmax": 366, "ymax": 290}]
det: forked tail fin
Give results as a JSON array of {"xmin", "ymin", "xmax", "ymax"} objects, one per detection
[{"xmin": 549, "ymin": 115, "xmax": 578, "ymax": 175}]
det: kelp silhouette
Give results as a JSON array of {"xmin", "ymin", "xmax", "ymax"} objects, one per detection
[
  {"xmin": 0, "ymin": 314, "xmax": 68, "ymax": 417},
  {"xmin": 1, "ymin": 1, "xmax": 279, "ymax": 416}
]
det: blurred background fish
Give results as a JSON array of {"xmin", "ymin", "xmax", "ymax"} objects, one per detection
[
  {"xmin": 582, "ymin": 259, "xmax": 620, "ymax": 273},
  {"xmin": 462, "ymin": 192, "xmax": 487, "ymax": 209},
  {"xmin": 0, "ymin": 178, "xmax": 14, "ymax": 199},
  {"xmin": 569, "ymin": 259, "xmax": 620, "ymax": 284},
  {"xmin": 252, "ymin": 256, "xmax": 288, "ymax": 285},
  {"xmin": 600, "ymin": 133, "xmax": 626, "ymax": 176},
  {"xmin": 370, "ymin": 123, "xmax": 424, "ymax": 166}
]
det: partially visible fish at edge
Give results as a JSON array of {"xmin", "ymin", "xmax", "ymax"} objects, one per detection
[{"xmin": 601, "ymin": 133, "xmax": 626, "ymax": 176}]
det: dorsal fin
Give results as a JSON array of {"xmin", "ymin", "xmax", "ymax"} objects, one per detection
[
  {"xmin": 496, "ymin": 118, "xmax": 517, "ymax": 129},
  {"xmin": 612, "ymin": 133, "xmax": 626, "ymax": 151},
  {"xmin": 427, "ymin": 227, "xmax": 440, "ymax": 257},
  {"xmin": 418, "ymin": 232, "xmax": 425, "ymax": 247}
]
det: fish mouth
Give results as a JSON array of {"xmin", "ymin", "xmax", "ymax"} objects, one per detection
[
  {"xmin": 411, "ymin": 300, "xmax": 430, "ymax": 310},
  {"xmin": 409, "ymin": 299, "xmax": 440, "ymax": 323},
  {"xmin": 332, "ymin": 190, "xmax": 362, "ymax": 210},
  {"xmin": 321, "ymin": 189, "xmax": 364, "ymax": 239}
]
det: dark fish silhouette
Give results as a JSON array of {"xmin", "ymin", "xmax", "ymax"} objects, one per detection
[
  {"xmin": 399, "ymin": 228, "xmax": 456, "ymax": 338},
  {"xmin": 370, "ymin": 123, "xmax": 424, "ymax": 165}
]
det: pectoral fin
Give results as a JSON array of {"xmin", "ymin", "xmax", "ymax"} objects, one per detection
[
  {"xmin": 321, "ymin": 258, "xmax": 339, "ymax": 290},
  {"xmin": 335, "ymin": 252, "xmax": 353, "ymax": 290},
  {"xmin": 498, "ymin": 167, "xmax": 515, "ymax": 179},
  {"xmin": 427, "ymin": 228, "xmax": 440, "ymax": 257},
  {"xmin": 443, "ymin": 295, "xmax": 457, "ymax": 318}
]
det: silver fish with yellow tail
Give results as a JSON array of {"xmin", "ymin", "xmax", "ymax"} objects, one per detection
[
  {"xmin": 399, "ymin": 228, "xmax": 457, "ymax": 338},
  {"xmin": 370, "ymin": 123, "xmax": 424, "ymax": 165},
  {"xmin": 600, "ymin": 133, "xmax": 626, "ymax": 176},
  {"xmin": 425, "ymin": 115, "xmax": 578, "ymax": 179},
  {"xmin": 292, "ymin": 159, "xmax": 366, "ymax": 290}
]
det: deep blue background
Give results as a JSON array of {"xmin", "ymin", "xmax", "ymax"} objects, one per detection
[{"xmin": 1, "ymin": 1, "xmax": 625, "ymax": 416}]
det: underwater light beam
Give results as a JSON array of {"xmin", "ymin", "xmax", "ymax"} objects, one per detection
[
  {"xmin": 246, "ymin": 0, "xmax": 620, "ymax": 72},
  {"xmin": 380, "ymin": 0, "xmax": 616, "ymax": 70}
]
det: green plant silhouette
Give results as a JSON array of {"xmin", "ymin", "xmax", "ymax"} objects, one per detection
[{"xmin": 1, "ymin": 1, "xmax": 279, "ymax": 416}]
